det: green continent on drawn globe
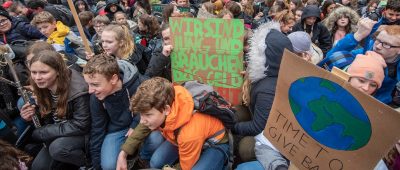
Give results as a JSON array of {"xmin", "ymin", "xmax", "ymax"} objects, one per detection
[{"xmin": 288, "ymin": 77, "xmax": 371, "ymax": 151}]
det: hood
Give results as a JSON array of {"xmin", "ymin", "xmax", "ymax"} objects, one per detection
[
  {"xmin": 163, "ymin": 86, "xmax": 194, "ymax": 132},
  {"xmin": 68, "ymin": 69, "xmax": 88, "ymax": 102},
  {"xmin": 47, "ymin": 21, "xmax": 69, "ymax": 45},
  {"xmin": 301, "ymin": 5, "xmax": 321, "ymax": 24},
  {"xmin": 104, "ymin": 0, "xmax": 124, "ymax": 13},
  {"xmin": 323, "ymin": 6, "xmax": 360, "ymax": 33},
  {"xmin": 117, "ymin": 59, "xmax": 139, "ymax": 85},
  {"xmin": 248, "ymin": 21, "xmax": 291, "ymax": 83}
]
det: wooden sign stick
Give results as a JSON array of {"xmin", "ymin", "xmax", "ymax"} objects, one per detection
[{"xmin": 66, "ymin": 0, "xmax": 93, "ymax": 55}]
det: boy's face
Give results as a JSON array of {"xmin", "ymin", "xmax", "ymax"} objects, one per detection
[
  {"xmin": 115, "ymin": 13, "xmax": 127, "ymax": 25},
  {"xmin": 373, "ymin": 31, "xmax": 400, "ymax": 63},
  {"xmin": 36, "ymin": 21, "xmax": 57, "ymax": 37},
  {"xmin": 110, "ymin": 5, "xmax": 118, "ymax": 12},
  {"xmin": 140, "ymin": 107, "xmax": 168, "ymax": 130},
  {"xmin": 383, "ymin": 9, "xmax": 400, "ymax": 24},
  {"xmin": 0, "ymin": 16, "xmax": 12, "ymax": 34},
  {"xmin": 83, "ymin": 73, "xmax": 119, "ymax": 100}
]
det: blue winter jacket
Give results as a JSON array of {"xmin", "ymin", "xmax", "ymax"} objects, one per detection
[
  {"xmin": 2, "ymin": 17, "xmax": 45, "ymax": 44},
  {"xmin": 327, "ymin": 32, "xmax": 400, "ymax": 104}
]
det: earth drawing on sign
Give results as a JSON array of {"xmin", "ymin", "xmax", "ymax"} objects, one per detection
[{"xmin": 288, "ymin": 76, "xmax": 371, "ymax": 151}]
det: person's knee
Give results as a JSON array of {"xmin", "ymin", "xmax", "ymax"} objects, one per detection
[
  {"xmin": 146, "ymin": 131, "xmax": 164, "ymax": 147},
  {"xmin": 49, "ymin": 139, "xmax": 70, "ymax": 160},
  {"xmin": 149, "ymin": 156, "xmax": 165, "ymax": 168},
  {"xmin": 101, "ymin": 160, "xmax": 117, "ymax": 170},
  {"xmin": 238, "ymin": 136, "xmax": 256, "ymax": 162}
]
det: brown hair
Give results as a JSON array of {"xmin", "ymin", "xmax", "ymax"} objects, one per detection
[
  {"xmin": 225, "ymin": 1, "xmax": 241, "ymax": 17},
  {"xmin": 163, "ymin": 4, "xmax": 176, "ymax": 23},
  {"xmin": 217, "ymin": 9, "xmax": 233, "ymax": 18},
  {"xmin": 31, "ymin": 11, "xmax": 55, "ymax": 26},
  {"xmin": 102, "ymin": 24, "xmax": 135, "ymax": 59},
  {"xmin": 27, "ymin": 42, "xmax": 55, "ymax": 56},
  {"xmin": 78, "ymin": 11, "xmax": 94, "ymax": 26},
  {"xmin": 242, "ymin": 0, "xmax": 254, "ymax": 16},
  {"xmin": 139, "ymin": 14, "xmax": 160, "ymax": 38},
  {"xmin": 274, "ymin": 9, "xmax": 295, "ymax": 24},
  {"xmin": 30, "ymin": 50, "xmax": 71, "ymax": 118},
  {"xmin": 202, "ymin": 1, "xmax": 215, "ymax": 14},
  {"xmin": 0, "ymin": 140, "xmax": 32, "ymax": 169},
  {"xmin": 130, "ymin": 77, "xmax": 175, "ymax": 113},
  {"xmin": 93, "ymin": 15, "xmax": 110, "ymax": 25},
  {"xmin": 83, "ymin": 53, "xmax": 119, "ymax": 80}
]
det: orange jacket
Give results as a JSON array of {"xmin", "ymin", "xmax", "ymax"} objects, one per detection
[{"xmin": 159, "ymin": 86, "xmax": 226, "ymax": 170}]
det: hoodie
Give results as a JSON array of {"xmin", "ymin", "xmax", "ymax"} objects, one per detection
[
  {"xmin": 292, "ymin": 5, "xmax": 332, "ymax": 55},
  {"xmin": 234, "ymin": 21, "xmax": 293, "ymax": 136},
  {"xmin": 161, "ymin": 86, "xmax": 226, "ymax": 170},
  {"xmin": 89, "ymin": 60, "xmax": 145, "ymax": 169}
]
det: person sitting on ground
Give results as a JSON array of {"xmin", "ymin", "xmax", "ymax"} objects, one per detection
[{"xmin": 30, "ymin": 11, "xmax": 89, "ymax": 60}]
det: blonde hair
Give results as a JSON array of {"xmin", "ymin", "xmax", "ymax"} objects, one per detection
[
  {"xmin": 103, "ymin": 24, "xmax": 135, "ymax": 59},
  {"xmin": 31, "ymin": 11, "xmax": 55, "ymax": 26}
]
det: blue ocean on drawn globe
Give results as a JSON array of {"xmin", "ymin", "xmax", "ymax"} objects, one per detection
[{"xmin": 288, "ymin": 76, "xmax": 371, "ymax": 151}]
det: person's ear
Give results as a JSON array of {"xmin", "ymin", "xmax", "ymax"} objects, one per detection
[
  {"xmin": 164, "ymin": 105, "xmax": 171, "ymax": 115},
  {"xmin": 110, "ymin": 74, "xmax": 119, "ymax": 85}
]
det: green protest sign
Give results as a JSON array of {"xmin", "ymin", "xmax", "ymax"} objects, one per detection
[
  {"xmin": 152, "ymin": 4, "xmax": 190, "ymax": 14},
  {"xmin": 170, "ymin": 18, "xmax": 245, "ymax": 105}
]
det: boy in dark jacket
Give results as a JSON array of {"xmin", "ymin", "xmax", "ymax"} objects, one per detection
[
  {"xmin": 83, "ymin": 54, "xmax": 162, "ymax": 170},
  {"xmin": 292, "ymin": 5, "xmax": 331, "ymax": 55}
]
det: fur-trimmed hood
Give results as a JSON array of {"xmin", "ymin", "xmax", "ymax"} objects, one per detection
[
  {"xmin": 323, "ymin": 6, "xmax": 360, "ymax": 33},
  {"xmin": 247, "ymin": 21, "xmax": 293, "ymax": 83}
]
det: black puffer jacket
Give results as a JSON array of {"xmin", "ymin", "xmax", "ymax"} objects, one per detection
[
  {"xmin": 144, "ymin": 45, "xmax": 171, "ymax": 81},
  {"xmin": 32, "ymin": 69, "xmax": 90, "ymax": 142},
  {"xmin": 127, "ymin": 44, "xmax": 151, "ymax": 75},
  {"xmin": 292, "ymin": 5, "xmax": 331, "ymax": 55}
]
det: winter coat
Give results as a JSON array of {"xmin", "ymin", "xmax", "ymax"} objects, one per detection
[
  {"xmin": 160, "ymin": 86, "xmax": 226, "ymax": 170},
  {"xmin": 144, "ymin": 45, "xmax": 172, "ymax": 81},
  {"xmin": 89, "ymin": 60, "xmax": 146, "ymax": 169},
  {"xmin": 327, "ymin": 33, "xmax": 400, "ymax": 104},
  {"xmin": 322, "ymin": 6, "xmax": 360, "ymax": 45},
  {"xmin": 44, "ymin": 4, "xmax": 75, "ymax": 27},
  {"xmin": 127, "ymin": 44, "xmax": 151, "ymax": 75},
  {"xmin": 31, "ymin": 69, "xmax": 90, "ymax": 142},
  {"xmin": 2, "ymin": 17, "xmax": 45, "ymax": 44},
  {"xmin": 292, "ymin": 5, "xmax": 332, "ymax": 55},
  {"xmin": 47, "ymin": 21, "xmax": 88, "ymax": 60},
  {"xmin": 233, "ymin": 22, "xmax": 293, "ymax": 136}
]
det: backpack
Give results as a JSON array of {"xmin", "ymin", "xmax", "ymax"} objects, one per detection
[
  {"xmin": 180, "ymin": 81, "xmax": 236, "ymax": 169},
  {"xmin": 182, "ymin": 81, "xmax": 237, "ymax": 129},
  {"xmin": 46, "ymin": 5, "xmax": 75, "ymax": 27}
]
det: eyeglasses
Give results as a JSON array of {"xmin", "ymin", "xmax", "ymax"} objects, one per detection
[
  {"xmin": 374, "ymin": 38, "xmax": 400, "ymax": 49},
  {"xmin": 0, "ymin": 19, "xmax": 9, "ymax": 25}
]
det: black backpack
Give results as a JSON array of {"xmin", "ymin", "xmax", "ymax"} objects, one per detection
[{"xmin": 182, "ymin": 81, "xmax": 237, "ymax": 129}]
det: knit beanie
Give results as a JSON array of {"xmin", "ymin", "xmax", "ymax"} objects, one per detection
[
  {"xmin": 287, "ymin": 31, "xmax": 312, "ymax": 54},
  {"xmin": 347, "ymin": 51, "xmax": 387, "ymax": 88},
  {"xmin": 0, "ymin": 9, "xmax": 11, "ymax": 20},
  {"xmin": 264, "ymin": 29, "xmax": 293, "ymax": 77}
]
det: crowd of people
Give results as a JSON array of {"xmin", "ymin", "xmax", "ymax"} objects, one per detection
[{"xmin": 0, "ymin": 0, "xmax": 399, "ymax": 169}]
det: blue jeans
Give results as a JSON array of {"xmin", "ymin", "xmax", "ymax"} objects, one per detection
[
  {"xmin": 140, "ymin": 135, "xmax": 179, "ymax": 168},
  {"xmin": 192, "ymin": 143, "xmax": 229, "ymax": 170},
  {"xmin": 101, "ymin": 129, "xmax": 128, "ymax": 170},
  {"xmin": 236, "ymin": 161, "xmax": 264, "ymax": 170}
]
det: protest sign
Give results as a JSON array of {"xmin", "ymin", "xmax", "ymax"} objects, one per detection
[
  {"xmin": 170, "ymin": 18, "xmax": 245, "ymax": 105},
  {"xmin": 265, "ymin": 50, "xmax": 400, "ymax": 170}
]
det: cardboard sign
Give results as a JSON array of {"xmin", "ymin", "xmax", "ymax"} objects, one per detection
[
  {"xmin": 170, "ymin": 18, "xmax": 244, "ymax": 105},
  {"xmin": 264, "ymin": 50, "xmax": 400, "ymax": 170},
  {"xmin": 152, "ymin": 4, "xmax": 190, "ymax": 14}
]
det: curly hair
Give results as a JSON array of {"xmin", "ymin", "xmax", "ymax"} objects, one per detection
[
  {"xmin": 130, "ymin": 77, "xmax": 175, "ymax": 113},
  {"xmin": 83, "ymin": 53, "xmax": 119, "ymax": 80},
  {"xmin": 323, "ymin": 6, "xmax": 360, "ymax": 33},
  {"xmin": 0, "ymin": 140, "xmax": 32, "ymax": 169},
  {"xmin": 139, "ymin": 14, "xmax": 160, "ymax": 38}
]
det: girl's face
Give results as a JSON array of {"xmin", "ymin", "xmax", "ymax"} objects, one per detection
[
  {"xmin": 327, "ymin": 4, "xmax": 336, "ymax": 14},
  {"xmin": 30, "ymin": 61, "xmax": 58, "ymax": 92},
  {"xmin": 349, "ymin": 77, "xmax": 378, "ymax": 95},
  {"xmin": 290, "ymin": 2, "xmax": 296, "ymax": 10},
  {"xmin": 336, "ymin": 16, "xmax": 349, "ymax": 27},
  {"xmin": 110, "ymin": 5, "xmax": 118, "ymax": 12},
  {"xmin": 295, "ymin": 10, "xmax": 302, "ymax": 23},
  {"xmin": 78, "ymin": 3, "xmax": 86, "ymax": 12},
  {"xmin": 101, "ymin": 31, "xmax": 120, "ymax": 56},
  {"xmin": 369, "ymin": 3, "xmax": 377, "ymax": 12},
  {"xmin": 280, "ymin": 20, "xmax": 295, "ymax": 33},
  {"xmin": 241, "ymin": 0, "xmax": 248, "ymax": 6}
]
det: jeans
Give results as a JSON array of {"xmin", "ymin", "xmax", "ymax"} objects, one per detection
[
  {"xmin": 31, "ymin": 136, "xmax": 86, "ymax": 170},
  {"xmin": 140, "ymin": 133, "xmax": 179, "ymax": 168},
  {"xmin": 101, "ymin": 129, "xmax": 128, "ymax": 170},
  {"xmin": 236, "ymin": 161, "xmax": 264, "ymax": 170},
  {"xmin": 192, "ymin": 143, "xmax": 229, "ymax": 170}
]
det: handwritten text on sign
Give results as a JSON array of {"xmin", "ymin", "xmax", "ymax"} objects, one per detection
[{"xmin": 170, "ymin": 18, "xmax": 244, "ymax": 105}]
